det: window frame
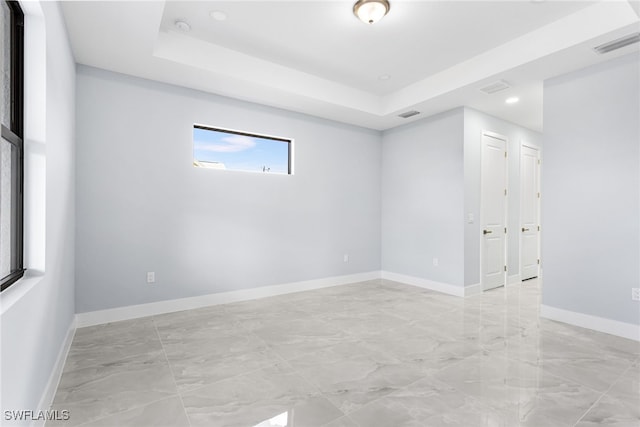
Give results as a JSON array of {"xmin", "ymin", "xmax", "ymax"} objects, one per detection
[
  {"xmin": 193, "ymin": 124, "xmax": 293, "ymax": 175},
  {"xmin": 1, "ymin": 0, "xmax": 25, "ymax": 292}
]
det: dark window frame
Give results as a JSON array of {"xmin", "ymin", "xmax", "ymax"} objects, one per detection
[
  {"xmin": 193, "ymin": 124, "xmax": 293, "ymax": 175},
  {"xmin": 1, "ymin": 0, "xmax": 25, "ymax": 291}
]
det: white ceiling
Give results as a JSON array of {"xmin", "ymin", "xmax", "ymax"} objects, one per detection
[{"xmin": 61, "ymin": 1, "xmax": 640, "ymax": 132}]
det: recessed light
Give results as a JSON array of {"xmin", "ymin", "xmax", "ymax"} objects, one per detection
[
  {"xmin": 378, "ymin": 74, "xmax": 391, "ymax": 81},
  {"xmin": 210, "ymin": 10, "xmax": 227, "ymax": 21},
  {"xmin": 174, "ymin": 20, "xmax": 191, "ymax": 32},
  {"xmin": 505, "ymin": 97, "xmax": 519, "ymax": 104}
]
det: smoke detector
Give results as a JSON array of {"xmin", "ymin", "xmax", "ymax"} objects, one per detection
[{"xmin": 175, "ymin": 20, "xmax": 191, "ymax": 32}]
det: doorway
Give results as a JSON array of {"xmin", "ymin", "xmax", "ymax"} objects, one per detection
[
  {"xmin": 480, "ymin": 131, "xmax": 508, "ymax": 291},
  {"xmin": 520, "ymin": 143, "xmax": 541, "ymax": 281}
]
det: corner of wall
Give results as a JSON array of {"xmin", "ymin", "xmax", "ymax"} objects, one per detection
[{"xmin": 1, "ymin": 1, "xmax": 77, "ymax": 423}]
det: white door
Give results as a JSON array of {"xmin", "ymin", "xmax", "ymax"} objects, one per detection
[
  {"xmin": 520, "ymin": 144, "xmax": 540, "ymax": 280},
  {"xmin": 481, "ymin": 132, "xmax": 507, "ymax": 291}
]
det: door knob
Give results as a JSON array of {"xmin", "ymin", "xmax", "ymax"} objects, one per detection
[
  {"xmin": 483, "ymin": 229, "xmax": 492, "ymax": 235},
  {"xmin": 522, "ymin": 227, "xmax": 530, "ymax": 232}
]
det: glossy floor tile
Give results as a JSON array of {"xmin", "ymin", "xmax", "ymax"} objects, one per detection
[{"xmin": 48, "ymin": 278, "xmax": 639, "ymax": 426}]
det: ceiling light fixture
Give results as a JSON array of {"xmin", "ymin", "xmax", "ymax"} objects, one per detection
[
  {"xmin": 210, "ymin": 10, "xmax": 227, "ymax": 21},
  {"xmin": 353, "ymin": 0, "xmax": 390, "ymax": 24},
  {"xmin": 378, "ymin": 74, "xmax": 391, "ymax": 81},
  {"xmin": 505, "ymin": 97, "xmax": 519, "ymax": 104}
]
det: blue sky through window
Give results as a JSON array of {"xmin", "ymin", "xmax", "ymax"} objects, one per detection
[{"xmin": 193, "ymin": 126, "xmax": 290, "ymax": 174}]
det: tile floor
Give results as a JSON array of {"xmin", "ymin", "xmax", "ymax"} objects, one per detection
[{"xmin": 47, "ymin": 279, "xmax": 640, "ymax": 427}]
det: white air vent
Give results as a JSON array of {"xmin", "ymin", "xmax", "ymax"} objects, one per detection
[
  {"xmin": 398, "ymin": 110, "xmax": 420, "ymax": 119},
  {"xmin": 594, "ymin": 33, "xmax": 640, "ymax": 54},
  {"xmin": 479, "ymin": 80, "xmax": 510, "ymax": 94}
]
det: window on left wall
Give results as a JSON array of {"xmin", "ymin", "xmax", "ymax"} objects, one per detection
[{"xmin": 0, "ymin": 0, "xmax": 24, "ymax": 291}]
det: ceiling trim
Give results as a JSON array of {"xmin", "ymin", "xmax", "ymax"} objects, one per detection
[{"xmin": 61, "ymin": 1, "xmax": 640, "ymax": 131}]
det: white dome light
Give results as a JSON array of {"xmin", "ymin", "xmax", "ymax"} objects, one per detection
[{"xmin": 353, "ymin": 0, "xmax": 390, "ymax": 25}]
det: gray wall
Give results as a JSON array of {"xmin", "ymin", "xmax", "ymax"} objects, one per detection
[
  {"xmin": 380, "ymin": 107, "xmax": 541, "ymax": 289},
  {"xmin": 0, "ymin": 1, "xmax": 76, "ymax": 422},
  {"xmin": 381, "ymin": 109, "xmax": 465, "ymax": 286},
  {"xmin": 463, "ymin": 108, "xmax": 542, "ymax": 286},
  {"xmin": 75, "ymin": 67, "xmax": 382, "ymax": 313},
  {"xmin": 543, "ymin": 52, "xmax": 639, "ymax": 325}
]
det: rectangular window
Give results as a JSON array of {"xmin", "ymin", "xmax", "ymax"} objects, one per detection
[
  {"xmin": 193, "ymin": 125, "xmax": 292, "ymax": 175},
  {"xmin": 0, "ymin": 0, "xmax": 24, "ymax": 291}
]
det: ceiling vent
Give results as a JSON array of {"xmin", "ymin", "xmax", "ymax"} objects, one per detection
[
  {"xmin": 479, "ymin": 80, "xmax": 510, "ymax": 95},
  {"xmin": 594, "ymin": 33, "xmax": 640, "ymax": 54},
  {"xmin": 398, "ymin": 110, "xmax": 420, "ymax": 119}
]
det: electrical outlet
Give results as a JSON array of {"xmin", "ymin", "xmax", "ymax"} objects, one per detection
[
  {"xmin": 343, "ymin": 254, "xmax": 349, "ymax": 263},
  {"xmin": 632, "ymin": 288, "xmax": 640, "ymax": 301},
  {"xmin": 433, "ymin": 258, "xmax": 439, "ymax": 267},
  {"xmin": 147, "ymin": 272, "xmax": 155, "ymax": 284}
]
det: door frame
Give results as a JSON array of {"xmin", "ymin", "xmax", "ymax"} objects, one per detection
[
  {"xmin": 519, "ymin": 141, "xmax": 542, "ymax": 281},
  {"xmin": 479, "ymin": 130, "xmax": 509, "ymax": 291}
]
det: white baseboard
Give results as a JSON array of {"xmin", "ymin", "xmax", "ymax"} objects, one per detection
[
  {"xmin": 33, "ymin": 317, "xmax": 76, "ymax": 426},
  {"xmin": 76, "ymin": 271, "xmax": 381, "ymax": 327},
  {"xmin": 507, "ymin": 274, "xmax": 522, "ymax": 286},
  {"xmin": 380, "ymin": 271, "xmax": 464, "ymax": 297},
  {"xmin": 464, "ymin": 283, "xmax": 482, "ymax": 297},
  {"xmin": 540, "ymin": 305, "xmax": 640, "ymax": 342}
]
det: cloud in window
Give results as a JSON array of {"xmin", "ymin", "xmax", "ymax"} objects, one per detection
[{"xmin": 196, "ymin": 135, "xmax": 257, "ymax": 153}]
